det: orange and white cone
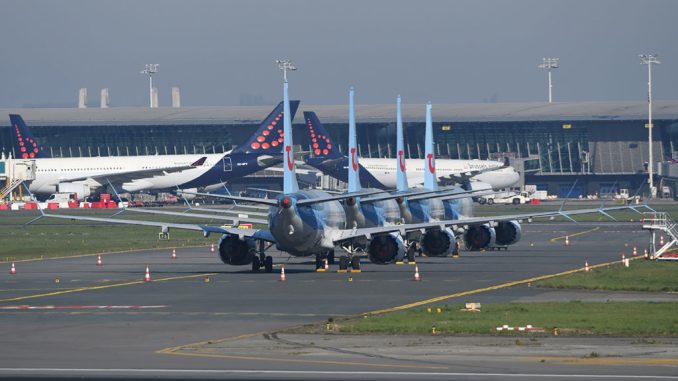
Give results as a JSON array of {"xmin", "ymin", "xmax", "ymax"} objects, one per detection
[
  {"xmin": 660, "ymin": 236, "xmax": 665, "ymax": 246},
  {"xmin": 324, "ymin": 258, "xmax": 329, "ymax": 271},
  {"xmin": 210, "ymin": 243, "xmax": 215, "ymax": 253},
  {"xmin": 10, "ymin": 262, "xmax": 16, "ymax": 275},
  {"xmin": 414, "ymin": 265, "xmax": 421, "ymax": 281},
  {"xmin": 97, "ymin": 255, "xmax": 102, "ymax": 266},
  {"xmin": 644, "ymin": 249, "xmax": 649, "ymax": 260},
  {"xmin": 280, "ymin": 266, "xmax": 286, "ymax": 282},
  {"xmin": 584, "ymin": 261, "xmax": 590, "ymax": 272},
  {"xmin": 632, "ymin": 246, "xmax": 637, "ymax": 256},
  {"xmin": 564, "ymin": 236, "xmax": 570, "ymax": 246},
  {"xmin": 144, "ymin": 266, "xmax": 151, "ymax": 282},
  {"xmin": 171, "ymin": 248, "xmax": 177, "ymax": 260},
  {"xmin": 621, "ymin": 253, "xmax": 626, "ymax": 261}
]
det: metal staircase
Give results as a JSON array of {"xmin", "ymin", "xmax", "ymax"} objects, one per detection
[
  {"xmin": 641, "ymin": 212, "xmax": 678, "ymax": 260},
  {"xmin": 0, "ymin": 179, "xmax": 23, "ymax": 201}
]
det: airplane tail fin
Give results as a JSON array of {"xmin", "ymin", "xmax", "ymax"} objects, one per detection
[
  {"xmin": 9, "ymin": 114, "xmax": 50, "ymax": 159},
  {"xmin": 303, "ymin": 112, "xmax": 342, "ymax": 160},
  {"xmin": 347, "ymin": 87, "xmax": 361, "ymax": 193},
  {"xmin": 423, "ymin": 102, "xmax": 438, "ymax": 191},
  {"xmin": 283, "ymin": 81, "xmax": 299, "ymax": 194},
  {"xmin": 231, "ymin": 100, "xmax": 300, "ymax": 155},
  {"xmin": 395, "ymin": 95, "xmax": 409, "ymax": 192}
]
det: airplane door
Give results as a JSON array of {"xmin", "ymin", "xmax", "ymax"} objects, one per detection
[{"xmin": 223, "ymin": 157, "xmax": 232, "ymax": 172}]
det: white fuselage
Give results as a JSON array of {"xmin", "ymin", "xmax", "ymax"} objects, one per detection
[
  {"xmin": 28, "ymin": 153, "xmax": 223, "ymax": 195},
  {"xmin": 360, "ymin": 158, "xmax": 519, "ymax": 190}
]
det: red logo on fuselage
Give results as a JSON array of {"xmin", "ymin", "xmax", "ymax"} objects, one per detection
[
  {"xmin": 350, "ymin": 147, "xmax": 358, "ymax": 171},
  {"xmin": 398, "ymin": 150, "xmax": 406, "ymax": 172},
  {"xmin": 285, "ymin": 145, "xmax": 294, "ymax": 170},
  {"xmin": 427, "ymin": 153, "xmax": 435, "ymax": 173}
]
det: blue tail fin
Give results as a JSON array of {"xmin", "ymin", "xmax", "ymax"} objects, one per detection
[
  {"xmin": 231, "ymin": 100, "xmax": 300, "ymax": 155},
  {"xmin": 303, "ymin": 112, "xmax": 342, "ymax": 160},
  {"xmin": 9, "ymin": 114, "xmax": 50, "ymax": 159},
  {"xmin": 423, "ymin": 102, "xmax": 438, "ymax": 191},
  {"xmin": 282, "ymin": 81, "xmax": 299, "ymax": 194},
  {"xmin": 347, "ymin": 87, "xmax": 361, "ymax": 193}
]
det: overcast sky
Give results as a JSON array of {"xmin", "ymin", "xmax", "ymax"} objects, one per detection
[{"xmin": 1, "ymin": 0, "xmax": 677, "ymax": 108}]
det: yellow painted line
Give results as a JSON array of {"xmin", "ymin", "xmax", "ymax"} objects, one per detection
[
  {"xmin": 367, "ymin": 257, "xmax": 636, "ymax": 316},
  {"xmin": 525, "ymin": 356, "xmax": 678, "ymax": 365},
  {"xmin": 550, "ymin": 226, "xmax": 600, "ymax": 243},
  {"xmin": 0, "ymin": 272, "xmax": 218, "ymax": 303}
]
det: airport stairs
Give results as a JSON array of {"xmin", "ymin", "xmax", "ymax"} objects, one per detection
[
  {"xmin": 0, "ymin": 179, "xmax": 23, "ymax": 201},
  {"xmin": 641, "ymin": 212, "xmax": 678, "ymax": 260}
]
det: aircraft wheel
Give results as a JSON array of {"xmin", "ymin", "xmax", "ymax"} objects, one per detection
[
  {"xmin": 251, "ymin": 256, "xmax": 261, "ymax": 273},
  {"xmin": 315, "ymin": 254, "xmax": 323, "ymax": 270},
  {"xmin": 339, "ymin": 255, "xmax": 349, "ymax": 270},
  {"xmin": 327, "ymin": 250, "xmax": 335, "ymax": 265},
  {"xmin": 264, "ymin": 256, "xmax": 273, "ymax": 273},
  {"xmin": 487, "ymin": 198, "xmax": 494, "ymax": 205},
  {"xmin": 407, "ymin": 245, "xmax": 416, "ymax": 262},
  {"xmin": 350, "ymin": 256, "xmax": 361, "ymax": 271}
]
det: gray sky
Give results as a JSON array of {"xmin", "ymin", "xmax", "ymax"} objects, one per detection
[{"xmin": 1, "ymin": 0, "xmax": 677, "ymax": 108}]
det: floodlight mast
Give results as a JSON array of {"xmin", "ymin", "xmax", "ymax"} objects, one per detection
[
  {"xmin": 538, "ymin": 57, "xmax": 559, "ymax": 103},
  {"xmin": 640, "ymin": 54, "xmax": 661, "ymax": 198},
  {"xmin": 275, "ymin": 59, "xmax": 297, "ymax": 82},
  {"xmin": 140, "ymin": 64, "xmax": 159, "ymax": 108}
]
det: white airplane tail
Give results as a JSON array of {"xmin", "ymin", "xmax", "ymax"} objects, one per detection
[{"xmin": 423, "ymin": 102, "xmax": 438, "ymax": 191}]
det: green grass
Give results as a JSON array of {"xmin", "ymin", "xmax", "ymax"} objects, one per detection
[
  {"xmin": 535, "ymin": 260, "xmax": 678, "ymax": 292},
  {"xmin": 0, "ymin": 209, "xmax": 246, "ymax": 261},
  {"xmin": 336, "ymin": 302, "xmax": 678, "ymax": 336}
]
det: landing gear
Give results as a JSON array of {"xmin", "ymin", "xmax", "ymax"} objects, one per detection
[
  {"xmin": 327, "ymin": 250, "xmax": 335, "ymax": 265},
  {"xmin": 264, "ymin": 256, "xmax": 273, "ymax": 273},
  {"xmin": 315, "ymin": 254, "xmax": 324, "ymax": 270},
  {"xmin": 407, "ymin": 244, "xmax": 416, "ymax": 262},
  {"xmin": 251, "ymin": 256, "xmax": 260, "ymax": 273},
  {"xmin": 339, "ymin": 255, "xmax": 349, "ymax": 271},
  {"xmin": 351, "ymin": 256, "xmax": 361, "ymax": 271}
]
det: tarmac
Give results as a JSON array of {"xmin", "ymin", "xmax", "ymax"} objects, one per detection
[{"xmin": 0, "ymin": 221, "xmax": 676, "ymax": 380}]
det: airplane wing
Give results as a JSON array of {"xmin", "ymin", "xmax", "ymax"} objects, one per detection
[
  {"xmin": 41, "ymin": 213, "xmax": 206, "ymax": 232},
  {"xmin": 52, "ymin": 157, "xmax": 208, "ymax": 185},
  {"xmin": 120, "ymin": 208, "xmax": 268, "ymax": 225},
  {"xmin": 331, "ymin": 204, "xmax": 632, "ymax": 244}
]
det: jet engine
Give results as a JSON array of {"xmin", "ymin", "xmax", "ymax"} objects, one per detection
[
  {"xmin": 367, "ymin": 233, "xmax": 405, "ymax": 264},
  {"xmin": 217, "ymin": 234, "xmax": 257, "ymax": 265},
  {"xmin": 463, "ymin": 224, "xmax": 496, "ymax": 250},
  {"xmin": 494, "ymin": 221, "xmax": 522, "ymax": 246},
  {"xmin": 420, "ymin": 228, "xmax": 457, "ymax": 256},
  {"xmin": 176, "ymin": 188, "xmax": 198, "ymax": 201}
]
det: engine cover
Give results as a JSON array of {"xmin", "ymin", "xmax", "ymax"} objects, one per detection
[
  {"xmin": 463, "ymin": 224, "xmax": 496, "ymax": 250},
  {"xmin": 494, "ymin": 221, "xmax": 522, "ymax": 246},
  {"xmin": 420, "ymin": 228, "xmax": 456, "ymax": 256},
  {"xmin": 368, "ymin": 233, "xmax": 405, "ymax": 264},
  {"xmin": 217, "ymin": 235, "xmax": 256, "ymax": 266}
]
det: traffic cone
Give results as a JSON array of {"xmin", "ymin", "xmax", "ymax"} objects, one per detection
[
  {"xmin": 564, "ymin": 235, "xmax": 570, "ymax": 246},
  {"xmin": 144, "ymin": 266, "xmax": 151, "ymax": 282},
  {"xmin": 210, "ymin": 243, "xmax": 215, "ymax": 253},
  {"xmin": 414, "ymin": 265, "xmax": 421, "ymax": 281},
  {"xmin": 9, "ymin": 262, "xmax": 16, "ymax": 275},
  {"xmin": 584, "ymin": 261, "xmax": 590, "ymax": 272},
  {"xmin": 660, "ymin": 236, "xmax": 665, "ymax": 246},
  {"xmin": 280, "ymin": 266, "xmax": 286, "ymax": 282},
  {"xmin": 621, "ymin": 253, "xmax": 626, "ymax": 261},
  {"xmin": 644, "ymin": 249, "xmax": 649, "ymax": 260},
  {"xmin": 97, "ymin": 255, "xmax": 102, "ymax": 267},
  {"xmin": 633, "ymin": 246, "xmax": 637, "ymax": 256},
  {"xmin": 171, "ymin": 248, "xmax": 177, "ymax": 260},
  {"xmin": 324, "ymin": 258, "xmax": 329, "ymax": 271}
]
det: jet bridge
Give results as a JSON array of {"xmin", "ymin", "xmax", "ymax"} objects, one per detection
[
  {"xmin": 0, "ymin": 154, "xmax": 36, "ymax": 201},
  {"xmin": 641, "ymin": 212, "xmax": 678, "ymax": 260}
]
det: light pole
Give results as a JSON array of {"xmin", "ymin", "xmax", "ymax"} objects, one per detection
[
  {"xmin": 640, "ymin": 54, "xmax": 661, "ymax": 198},
  {"xmin": 538, "ymin": 57, "xmax": 559, "ymax": 103},
  {"xmin": 140, "ymin": 64, "xmax": 159, "ymax": 108},
  {"xmin": 275, "ymin": 59, "xmax": 297, "ymax": 82}
]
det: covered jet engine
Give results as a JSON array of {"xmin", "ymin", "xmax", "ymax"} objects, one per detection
[
  {"xmin": 217, "ymin": 234, "xmax": 257, "ymax": 265},
  {"xmin": 494, "ymin": 221, "xmax": 522, "ymax": 246},
  {"xmin": 420, "ymin": 228, "xmax": 457, "ymax": 256},
  {"xmin": 176, "ymin": 188, "xmax": 198, "ymax": 201},
  {"xmin": 367, "ymin": 233, "xmax": 405, "ymax": 264},
  {"xmin": 463, "ymin": 224, "xmax": 496, "ymax": 250}
]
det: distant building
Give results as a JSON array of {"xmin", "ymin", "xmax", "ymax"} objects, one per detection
[{"xmin": 2, "ymin": 101, "xmax": 677, "ymax": 197}]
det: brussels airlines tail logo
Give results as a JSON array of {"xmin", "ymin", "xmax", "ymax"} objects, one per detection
[
  {"xmin": 285, "ymin": 145, "xmax": 294, "ymax": 170},
  {"xmin": 427, "ymin": 153, "xmax": 435, "ymax": 174},
  {"xmin": 350, "ymin": 147, "xmax": 358, "ymax": 171},
  {"xmin": 398, "ymin": 150, "xmax": 406, "ymax": 172}
]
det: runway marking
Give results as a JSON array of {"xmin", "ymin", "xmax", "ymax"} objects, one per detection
[
  {"xmin": 525, "ymin": 357, "xmax": 678, "ymax": 366},
  {"xmin": 367, "ymin": 256, "xmax": 639, "ymax": 315},
  {"xmin": 0, "ymin": 305, "xmax": 167, "ymax": 310},
  {"xmin": 0, "ymin": 368, "xmax": 676, "ymax": 379},
  {"xmin": 0, "ymin": 244, "xmax": 213, "ymax": 263},
  {"xmin": 550, "ymin": 226, "xmax": 600, "ymax": 243},
  {"xmin": 0, "ymin": 273, "xmax": 218, "ymax": 303}
]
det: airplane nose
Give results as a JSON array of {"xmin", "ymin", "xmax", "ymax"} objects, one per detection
[{"xmin": 280, "ymin": 197, "xmax": 292, "ymax": 209}]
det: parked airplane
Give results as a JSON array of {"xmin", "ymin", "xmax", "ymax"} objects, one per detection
[
  {"xmin": 9, "ymin": 101, "xmax": 299, "ymax": 197},
  {"xmin": 304, "ymin": 112, "xmax": 519, "ymax": 191},
  {"xmin": 36, "ymin": 80, "xmax": 636, "ymax": 273}
]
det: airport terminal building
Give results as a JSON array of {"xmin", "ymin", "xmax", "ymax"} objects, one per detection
[{"xmin": 2, "ymin": 101, "xmax": 678, "ymax": 197}]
